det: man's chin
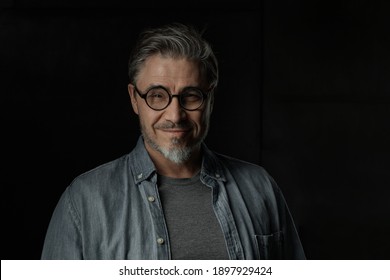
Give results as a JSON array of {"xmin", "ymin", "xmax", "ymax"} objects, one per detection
[
  {"xmin": 160, "ymin": 146, "xmax": 193, "ymax": 164},
  {"xmin": 168, "ymin": 137, "xmax": 182, "ymax": 145}
]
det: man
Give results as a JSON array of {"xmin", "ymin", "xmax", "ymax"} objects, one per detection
[{"xmin": 41, "ymin": 23, "xmax": 305, "ymax": 260}]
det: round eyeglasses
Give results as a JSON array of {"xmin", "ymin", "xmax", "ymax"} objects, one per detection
[{"xmin": 133, "ymin": 85, "xmax": 208, "ymax": 111}]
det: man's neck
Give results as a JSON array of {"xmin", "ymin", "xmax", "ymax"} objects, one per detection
[{"xmin": 145, "ymin": 143, "xmax": 202, "ymax": 179}]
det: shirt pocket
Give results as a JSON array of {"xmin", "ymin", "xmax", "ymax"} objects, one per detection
[{"xmin": 254, "ymin": 231, "xmax": 284, "ymax": 259}]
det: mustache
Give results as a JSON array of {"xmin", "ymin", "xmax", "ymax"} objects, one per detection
[{"xmin": 154, "ymin": 121, "xmax": 192, "ymax": 130}]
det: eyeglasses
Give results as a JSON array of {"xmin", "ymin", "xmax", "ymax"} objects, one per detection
[{"xmin": 133, "ymin": 84, "xmax": 208, "ymax": 111}]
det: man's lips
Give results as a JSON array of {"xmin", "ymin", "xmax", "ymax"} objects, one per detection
[
  {"xmin": 161, "ymin": 129, "xmax": 190, "ymax": 132},
  {"xmin": 155, "ymin": 122, "xmax": 192, "ymax": 137},
  {"xmin": 160, "ymin": 129, "xmax": 190, "ymax": 135}
]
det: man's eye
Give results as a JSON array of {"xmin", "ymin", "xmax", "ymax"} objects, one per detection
[
  {"xmin": 148, "ymin": 91, "xmax": 166, "ymax": 99},
  {"xmin": 183, "ymin": 92, "xmax": 202, "ymax": 101}
]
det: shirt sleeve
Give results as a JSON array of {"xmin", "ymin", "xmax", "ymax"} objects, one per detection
[{"xmin": 41, "ymin": 187, "xmax": 83, "ymax": 259}]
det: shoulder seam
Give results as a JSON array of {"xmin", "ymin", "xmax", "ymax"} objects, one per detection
[{"xmin": 65, "ymin": 186, "xmax": 82, "ymax": 234}]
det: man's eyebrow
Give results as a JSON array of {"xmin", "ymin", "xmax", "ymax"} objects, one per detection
[{"xmin": 144, "ymin": 84, "xmax": 167, "ymax": 92}]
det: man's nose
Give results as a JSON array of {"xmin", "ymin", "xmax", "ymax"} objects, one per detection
[{"xmin": 164, "ymin": 96, "xmax": 186, "ymax": 122}]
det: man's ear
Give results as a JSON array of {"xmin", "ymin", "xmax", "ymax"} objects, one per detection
[
  {"xmin": 128, "ymin": 84, "xmax": 139, "ymax": 115},
  {"xmin": 208, "ymin": 92, "xmax": 215, "ymax": 114}
]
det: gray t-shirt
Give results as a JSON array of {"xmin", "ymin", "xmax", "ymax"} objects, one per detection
[{"xmin": 158, "ymin": 173, "xmax": 229, "ymax": 260}]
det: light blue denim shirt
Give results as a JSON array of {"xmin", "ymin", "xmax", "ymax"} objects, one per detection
[{"xmin": 41, "ymin": 136, "xmax": 306, "ymax": 259}]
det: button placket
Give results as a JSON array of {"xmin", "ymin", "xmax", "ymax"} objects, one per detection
[{"xmin": 139, "ymin": 179, "xmax": 170, "ymax": 258}]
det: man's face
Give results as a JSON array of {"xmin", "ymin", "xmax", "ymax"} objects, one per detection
[{"xmin": 128, "ymin": 54, "xmax": 213, "ymax": 164}]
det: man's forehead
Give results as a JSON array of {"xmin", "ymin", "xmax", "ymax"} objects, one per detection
[{"xmin": 136, "ymin": 55, "xmax": 203, "ymax": 86}]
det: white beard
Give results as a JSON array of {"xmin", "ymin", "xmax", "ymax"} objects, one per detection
[{"xmin": 144, "ymin": 136, "xmax": 194, "ymax": 164}]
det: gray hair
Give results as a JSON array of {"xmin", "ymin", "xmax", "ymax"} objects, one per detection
[{"xmin": 128, "ymin": 23, "xmax": 218, "ymax": 91}]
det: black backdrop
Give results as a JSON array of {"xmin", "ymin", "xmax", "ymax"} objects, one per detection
[{"xmin": 1, "ymin": 0, "xmax": 389, "ymax": 260}]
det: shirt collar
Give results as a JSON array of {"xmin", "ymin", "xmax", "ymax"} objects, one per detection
[
  {"xmin": 201, "ymin": 143, "xmax": 226, "ymax": 182},
  {"xmin": 129, "ymin": 136, "xmax": 157, "ymax": 184}
]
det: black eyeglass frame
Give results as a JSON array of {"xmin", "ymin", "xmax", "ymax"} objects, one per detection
[{"xmin": 133, "ymin": 84, "xmax": 209, "ymax": 111}]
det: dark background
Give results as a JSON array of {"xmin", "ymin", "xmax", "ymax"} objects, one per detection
[{"xmin": 1, "ymin": 0, "xmax": 389, "ymax": 260}]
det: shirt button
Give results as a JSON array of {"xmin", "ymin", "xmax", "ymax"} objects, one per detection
[
  {"xmin": 137, "ymin": 173, "xmax": 143, "ymax": 179},
  {"xmin": 215, "ymin": 173, "xmax": 221, "ymax": 178},
  {"xmin": 157, "ymin": 238, "xmax": 165, "ymax": 245},
  {"xmin": 148, "ymin": 196, "xmax": 155, "ymax": 202}
]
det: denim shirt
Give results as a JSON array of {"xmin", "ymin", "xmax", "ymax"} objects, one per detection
[{"xmin": 41, "ymin": 137, "xmax": 306, "ymax": 260}]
